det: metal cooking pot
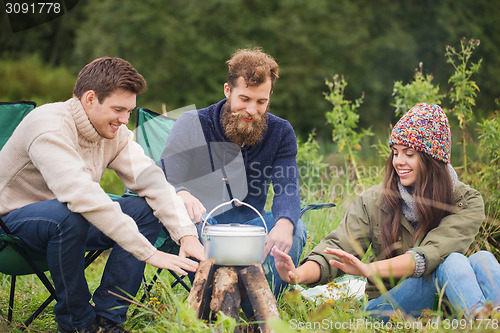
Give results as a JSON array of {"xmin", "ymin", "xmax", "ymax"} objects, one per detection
[{"xmin": 201, "ymin": 198, "xmax": 268, "ymax": 266}]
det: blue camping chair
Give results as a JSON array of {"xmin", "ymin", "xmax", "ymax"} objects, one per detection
[{"xmin": 0, "ymin": 101, "xmax": 104, "ymax": 329}]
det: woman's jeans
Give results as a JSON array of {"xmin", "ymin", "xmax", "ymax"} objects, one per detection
[
  {"xmin": 2, "ymin": 196, "xmax": 161, "ymax": 331},
  {"xmin": 366, "ymin": 251, "xmax": 500, "ymax": 318}
]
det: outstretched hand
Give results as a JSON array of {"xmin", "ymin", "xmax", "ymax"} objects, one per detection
[
  {"xmin": 179, "ymin": 235, "xmax": 206, "ymax": 262},
  {"xmin": 325, "ymin": 247, "xmax": 371, "ymax": 278},
  {"xmin": 145, "ymin": 250, "xmax": 199, "ymax": 276},
  {"xmin": 271, "ymin": 247, "xmax": 299, "ymax": 284}
]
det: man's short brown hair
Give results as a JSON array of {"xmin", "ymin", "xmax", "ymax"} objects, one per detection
[
  {"xmin": 226, "ymin": 48, "xmax": 279, "ymax": 91},
  {"xmin": 73, "ymin": 57, "xmax": 147, "ymax": 101}
]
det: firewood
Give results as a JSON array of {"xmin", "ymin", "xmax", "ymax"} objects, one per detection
[
  {"xmin": 238, "ymin": 264, "xmax": 280, "ymax": 332},
  {"xmin": 186, "ymin": 259, "xmax": 216, "ymax": 319},
  {"xmin": 210, "ymin": 266, "xmax": 241, "ymax": 320},
  {"xmin": 188, "ymin": 262, "xmax": 279, "ymax": 332}
]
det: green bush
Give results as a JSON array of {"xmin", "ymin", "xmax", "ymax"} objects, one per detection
[
  {"xmin": 475, "ymin": 109, "xmax": 500, "ymax": 214},
  {"xmin": 392, "ymin": 62, "xmax": 446, "ymax": 117},
  {"xmin": 446, "ymin": 38, "xmax": 482, "ymax": 178},
  {"xmin": 296, "ymin": 130, "xmax": 328, "ymax": 204},
  {"xmin": 99, "ymin": 169, "xmax": 125, "ymax": 196},
  {"xmin": 0, "ymin": 54, "xmax": 75, "ymax": 104},
  {"xmin": 324, "ymin": 75, "xmax": 373, "ymax": 181}
]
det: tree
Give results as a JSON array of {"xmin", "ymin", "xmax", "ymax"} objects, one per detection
[{"xmin": 3, "ymin": 0, "xmax": 499, "ymax": 138}]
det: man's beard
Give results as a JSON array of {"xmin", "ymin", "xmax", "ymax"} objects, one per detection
[{"xmin": 221, "ymin": 100, "xmax": 268, "ymax": 146}]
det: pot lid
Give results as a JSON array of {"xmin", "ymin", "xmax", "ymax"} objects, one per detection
[{"xmin": 203, "ymin": 223, "xmax": 266, "ymax": 236}]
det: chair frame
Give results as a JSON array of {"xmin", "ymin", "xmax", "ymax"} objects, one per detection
[
  {"xmin": 133, "ymin": 108, "xmax": 192, "ymax": 300},
  {"xmin": 139, "ymin": 241, "xmax": 191, "ymax": 304},
  {"xmin": 0, "ymin": 216, "xmax": 102, "ymax": 329}
]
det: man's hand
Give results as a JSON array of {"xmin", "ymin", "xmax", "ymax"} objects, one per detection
[
  {"xmin": 271, "ymin": 247, "xmax": 299, "ymax": 284},
  {"xmin": 145, "ymin": 250, "xmax": 199, "ymax": 276},
  {"xmin": 263, "ymin": 218, "xmax": 294, "ymax": 258},
  {"xmin": 177, "ymin": 190, "xmax": 206, "ymax": 223},
  {"xmin": 179, "ymin": 235, "xmax": 206, "ymax": 261}
]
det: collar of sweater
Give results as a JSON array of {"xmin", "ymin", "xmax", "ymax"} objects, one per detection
[
  {"xmin": 69, "ymin": 97, "xmax": 103, "ymax": 146},
  {"xmin": 398, "ymin": 163, "xmax": 458, "ymax": 224}
]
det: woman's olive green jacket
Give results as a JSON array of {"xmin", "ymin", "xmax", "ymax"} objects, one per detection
[{"xmin": 303, "ymin": 181, "xmax": 485, "ymax": 299}]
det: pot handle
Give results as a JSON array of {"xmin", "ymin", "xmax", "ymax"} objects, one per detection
[{"xmin": 202, "ymin": 198, "xmax": 268, "ymax": 234}]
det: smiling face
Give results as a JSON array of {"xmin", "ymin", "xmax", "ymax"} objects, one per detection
[
  {"xmin": 81, "ymin": 89, "xmax": 136, "ymax": 139},
  {"xmin": 222, "ymin": 76, "xmax": 271, "ymax": 146},
  {"xmin": 391, "ymin": 144, "xmax": 421, "ymax": 187}
]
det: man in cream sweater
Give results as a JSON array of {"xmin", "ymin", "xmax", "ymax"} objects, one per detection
[{"xmin": 0, "ymin": 57, "xmax": 204, "ymax": 333}]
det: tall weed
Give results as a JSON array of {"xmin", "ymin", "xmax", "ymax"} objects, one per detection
[
  {"xmin": 445, "ymin": 38, "xmax": 482, "ymax": 178},
  {"xmin": 296, "ymin": 130, "xmax": 328, "ymax": 204},
  {"xmin": 475, "ymin": 109, "xmax": 500, "ymax": 213},
  {"xmin": 125, "ymin": 271, "xmax": 238, "ymax": 332},
  {"xmin": 324, "ymin": 75, "xmax": 373, "ymax": 181},
  {"xmin": 392, "ymin": 62, "xmax": 446, "ymax": 117}
]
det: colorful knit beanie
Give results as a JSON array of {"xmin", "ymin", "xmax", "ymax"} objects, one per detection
[{"xmin": 389, "ymin": 103, "xmax": 451, "ymax": 163}]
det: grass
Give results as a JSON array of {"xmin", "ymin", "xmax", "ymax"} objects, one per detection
[{"xmin": 1, "ymin": 164, "xmax": 499, "ymax": 332}]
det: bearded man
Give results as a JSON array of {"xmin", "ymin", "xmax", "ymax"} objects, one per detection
[{"xmin": 159, "ymin": 48, "xmax": 306, "ymax": 298}]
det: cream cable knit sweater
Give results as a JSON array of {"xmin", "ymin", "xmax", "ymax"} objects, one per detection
[{"xmin": 0, "ymin": 98, "xmax": 197, "ymax": 261}]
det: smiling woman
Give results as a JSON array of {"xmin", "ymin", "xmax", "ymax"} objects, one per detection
[
  {"xmin": 383, "ymin": 104, "xmax": 455, "ymax": 257},
  {"xmin": 391, "ymin": 145, "xmax": 420, "ymax": 186},
  {"xmin": 272, "ymin": 103, "xmax": 500, "ymax": 320}
]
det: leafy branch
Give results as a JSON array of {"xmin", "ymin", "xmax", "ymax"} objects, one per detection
[
  {"xmin": 446, "ymin": 38, "xmax": 482, "ymax": 177},
  {"xmin": 324, "ymin": 75, "xmax": 372, "ymax": 181},
  {"xmin": 392, "ymin": 62, "xmax": 445, "ymax": 117}
]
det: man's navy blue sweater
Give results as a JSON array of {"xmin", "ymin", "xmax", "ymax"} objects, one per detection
[{"xmin": 161, "ymin": 99, "xmax": 300, "ymax": 226}]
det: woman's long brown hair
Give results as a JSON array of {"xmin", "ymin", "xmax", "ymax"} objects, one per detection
[{"xmin": 381, "ymin": 151, "xmax": 454, "ymax": 258}]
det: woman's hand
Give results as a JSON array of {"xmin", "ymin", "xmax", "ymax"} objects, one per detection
[
  {"xmin": 325, "ymin": 247, "xmax": 372, "ymax": 278},
  {"xmin": 271, "ymin": 247, "xmax": 300, "ymax": 284}
]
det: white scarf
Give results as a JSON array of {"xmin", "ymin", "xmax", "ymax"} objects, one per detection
[{"xmin": 398, "ymin": 164, "xmax": 458, "ymax": 224}]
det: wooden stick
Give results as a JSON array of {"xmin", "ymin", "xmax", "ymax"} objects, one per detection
[
  {"xmin": 238, "ymin": 264, "xmax": 280, "ymax": 332},
  {"xmin": 186, "ymin": 259, "xmax": 216, "ymax": 319},
  {"xmin": 210, "ymin": 266, "xmax": 241, "ymax": 320}
]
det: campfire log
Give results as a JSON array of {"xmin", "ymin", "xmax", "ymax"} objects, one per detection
[
  {"xmin": 210, "ymin": 266, "xmax": 241, "ymax": 320},
  {"xmin": 238, "ymin": 265, "xmax": 280, "ymax": 332},
  {"xmin": 188, "ymin": 261, "xmax": 280, "ymax": 333},
  {"xmin": 186, "ymin": 259, "xmax": 216, "ymax": 319}
]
